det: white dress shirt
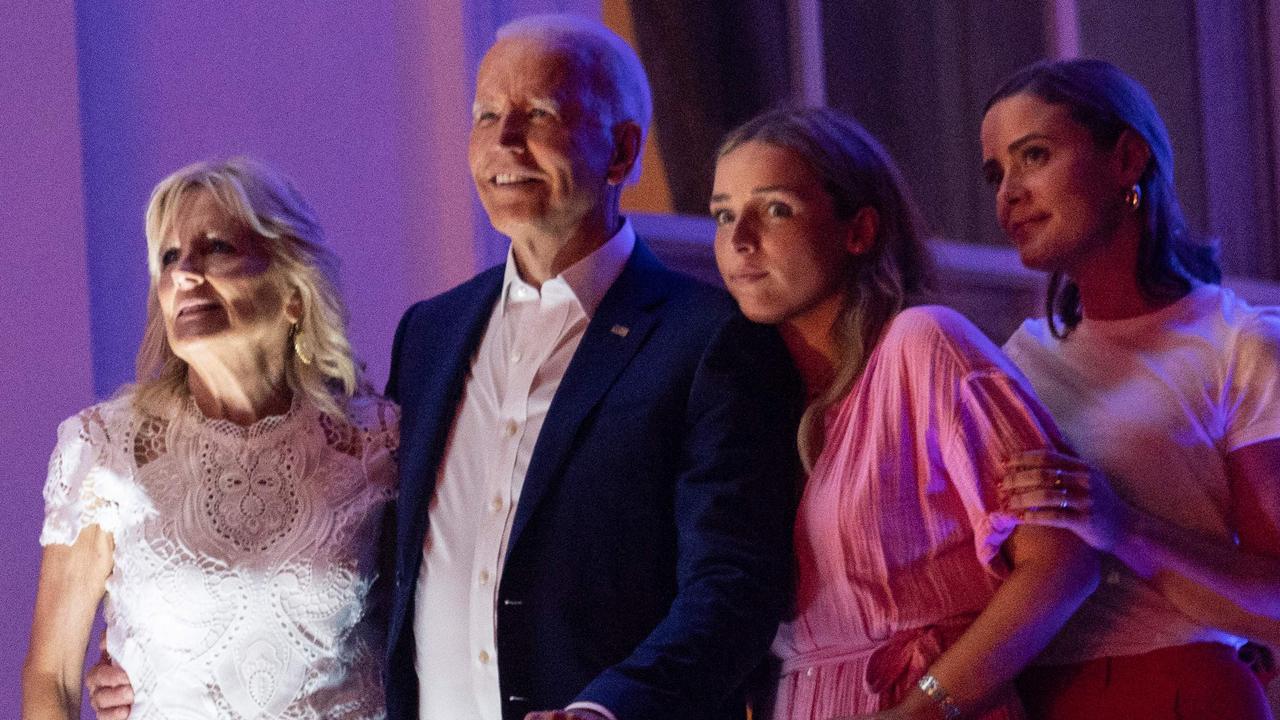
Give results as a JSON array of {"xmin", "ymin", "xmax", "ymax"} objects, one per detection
[{"xmin": 414, "ymin": 221, "xmax": 636, "ymax": 720}]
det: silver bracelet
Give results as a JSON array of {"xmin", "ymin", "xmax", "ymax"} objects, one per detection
[{"xmin": 917, "ymin": 674, "xmax": 962, "ymax": 719}]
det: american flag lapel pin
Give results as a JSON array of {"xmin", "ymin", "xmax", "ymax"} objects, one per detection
[{"xmin": 610, "ymin": 324, "xmax": 630, "ymax": 338}]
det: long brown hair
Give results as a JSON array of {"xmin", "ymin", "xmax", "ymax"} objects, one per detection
[{"xmin": 718, "ymin": 108, "xmax": 933, "ymax": 469}]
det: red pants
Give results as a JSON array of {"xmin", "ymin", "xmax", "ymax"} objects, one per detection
[{"xmin": 1018, "ymin": 643, "xmax": 1274, "ymax": 720}]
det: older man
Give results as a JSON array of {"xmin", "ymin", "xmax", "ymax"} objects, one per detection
[
  {"xmin": 383, "ymin": 15, "xmax": 800, "ymax": 720},
  {"xmin": 86, "ymin": 14, "xmax": 799, "ymax": 720}
]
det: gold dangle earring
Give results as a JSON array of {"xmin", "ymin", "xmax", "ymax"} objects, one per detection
[
  {"xmin": 290, "ymin": 322, "xmax": 313, "ymax": 365},
  {"xmin": 1124, "ymin": 184, "xmax": 1142, "ymax": 211}
]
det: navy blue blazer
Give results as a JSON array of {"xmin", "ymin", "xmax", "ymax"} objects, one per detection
[{"xmin": 384, "ymin": 241, "xmax": 801, "ymax": 720}]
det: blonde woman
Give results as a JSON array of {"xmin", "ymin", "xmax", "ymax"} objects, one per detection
[{"xmin": 23, "ymin": 158, "xmax": 396, "ymax": 719}]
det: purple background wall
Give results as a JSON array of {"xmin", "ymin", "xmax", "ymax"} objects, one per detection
[
  {"xmin": 3, "ymin": 0, "xmax": 594, "ymax": 711},
  {"xmin": 2, "ymin": 1, "xmax": 96, "ymax": 711}
]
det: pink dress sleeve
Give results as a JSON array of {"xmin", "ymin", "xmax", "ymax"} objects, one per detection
[
  {"xmin": 882, "ymin": 306, "xmax": 1070, "ymax": 575},
  {"xmin": 943, "ymin": 369, "xmax": 1067, "ymax": 574}
]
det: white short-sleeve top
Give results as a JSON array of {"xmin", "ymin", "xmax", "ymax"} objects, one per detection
[
  {"xmin": 1004, "ymin": 285, "xmax": 1280, "ymax": 663},
  {"xmin": 41, "ymin": 391, "xmax": 398, "ymax": 719}
]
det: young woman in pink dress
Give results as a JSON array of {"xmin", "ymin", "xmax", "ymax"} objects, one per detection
[
  {"xmin": 709, "ymin": 107, "xmax": 1098, "ymax": 720},
  {"xmin": 982, "ymin": 58, "xmax": 1280, "ymax": 719}
]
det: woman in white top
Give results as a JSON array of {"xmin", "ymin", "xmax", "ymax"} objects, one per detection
[
  {"xmin": 22, "ymin": 157, "xmax": 396, "ymax": 719},
  {"xmin": 980, "ymin": 58, "xmax": 1280, "ymax": 718}
]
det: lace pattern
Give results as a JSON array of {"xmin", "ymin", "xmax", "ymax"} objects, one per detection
[
  {"xmin": 133, "ymin": 416, "xmax": 167, "ymax": 468},
  {"xmin": 41, "ymin": 407, "xmax": 152, "ymax": 545},
  {"xmin": 41, "ymin": 392, "xmax": 398, "ymax": 719}
]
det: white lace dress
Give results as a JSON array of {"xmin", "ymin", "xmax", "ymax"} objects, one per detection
[{"xmin": 40, "ymin": 391, "xmax": 398, "ymax": 719}]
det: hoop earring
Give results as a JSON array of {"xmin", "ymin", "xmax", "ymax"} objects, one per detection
[
  {"xmin": 290, "ymin": 323, "xmax": 313, "ymax": 366},
  {"xmin": 1124, "ymin": 184, "xmax": 1142, "ymax": 211}
]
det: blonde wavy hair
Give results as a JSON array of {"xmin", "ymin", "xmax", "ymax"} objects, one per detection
[
  {"xmin": 717, "ymin": 108, "xmax": 933, "ymax": 471},
  {"xmin": 134, "ymin": 156, "xmax": 362, "ymax": 418}
]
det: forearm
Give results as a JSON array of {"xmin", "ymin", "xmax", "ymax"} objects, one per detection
[
  {"xmin": 21, "ymin": 665, "xmax": 78, "ymax": 720},
  {"xmin": 1112, "ymin": 506, "xmax": 1280, "ymax": 619},
  {"xmin": 1153, "ymin": 571, "xmax": 1280, "ymax": 645},
  {"xmin": 25, "ymin": 537, "xmax": 112, "ymax": 720},
  {"xmin": 922, "ymin": 541, "xmax": 1097, "ymax": 715}
]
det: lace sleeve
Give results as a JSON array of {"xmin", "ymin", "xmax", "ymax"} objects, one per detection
[{"xmin": 40, "ymin": 407, "xmax": 129, "ymax": 546}]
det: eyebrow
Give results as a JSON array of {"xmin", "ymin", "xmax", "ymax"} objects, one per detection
[
  {"xmin": 708, "ymin": 185, "xmax": 803, "ymax": 203},
  {"xmin": 981, "ymin": 132, "xmax": 1052, "ymax": 174},
  {"xmin": 751, "ymin": 185, "xmax": 801, "ymax": 195},
  {"xmin": 1008, "ymin": 132, "xmax": 1050, "ymax": 153},
  {"xmin": 472, "ymin": 96, "xmax": 562, "ymax": 117},
  {"xmin": 528, "ymin": 96, "xmax": 560, "ymax": 113}
]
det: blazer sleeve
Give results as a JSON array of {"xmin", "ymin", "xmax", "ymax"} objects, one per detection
[
  {"xmin": 384, "ymin": 303, "xmax": 415, "ymax": 402},
  {"xmin": 574, "ymin": 312, "xmax": 803, "ymax": 719}
]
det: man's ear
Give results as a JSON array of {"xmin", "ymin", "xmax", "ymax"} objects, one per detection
[
  {"xmin": 845, "ymin": 206, "xmax": 878, "ymax": 256},
  {"xmin": 606, "ymin": 121, "xmax": 643, "ymax": 185},
  {"xmin": 1114, "ymin": 128, "xmax": 1153, "ymax": 188}
]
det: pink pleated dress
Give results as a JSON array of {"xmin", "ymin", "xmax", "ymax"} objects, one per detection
[{"xmin": 768, "ymin": 306, "xmax": 1065, "ymax": 720}]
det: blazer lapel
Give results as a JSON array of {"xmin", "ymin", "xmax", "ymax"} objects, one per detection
[
  {"xmin": 398, "ymin": 269, "xmax": 504, "ymax": 558},
  {"xmin": 506, "ymin": 243, "xmax": 670, "ymax": 556}
]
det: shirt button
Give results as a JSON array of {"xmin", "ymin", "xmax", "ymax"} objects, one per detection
[
  {"xmin": 511, "ymin": 352, "xmax": 523, "ymax": 363},
  {"xmin": 805, "ymin": 667, "xmax": 815, "ymax": 678},
  {"xmin": 503, "ymin": 420, "xmax": 518, "ymax": 437},
  {"xmin": 479, "ymin": 570, "xmax": 491, "ymax": 586},
  {"xmin": 479, "ymin": 650, "xmax": 491, "ymax": 664},
  {"xmin": 490, "ymin": 496, "xmax": 504, "ymax": 512}
]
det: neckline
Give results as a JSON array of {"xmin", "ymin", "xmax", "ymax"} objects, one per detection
[
  {"xmin": 1075, "ymin": 284, "xmax": 1218, "ymax": 339},
  {"xmin": 181, "ymin": 393, "xmax": 305, "ymax": 440}
]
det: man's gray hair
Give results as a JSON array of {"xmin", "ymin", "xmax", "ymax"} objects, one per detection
[{"xmin": 496, "ymin": 14, "xmax": 653, "ymax": 185}]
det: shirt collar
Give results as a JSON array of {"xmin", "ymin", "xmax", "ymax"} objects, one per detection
[{"xmin": 500, "ymin": 218, "xmax": 636, "ymax": 317}]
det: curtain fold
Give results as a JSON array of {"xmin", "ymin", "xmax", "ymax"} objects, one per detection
[{"xmin": 627, "ymin": 0, "xmax": 792, "ymax": 214}]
